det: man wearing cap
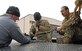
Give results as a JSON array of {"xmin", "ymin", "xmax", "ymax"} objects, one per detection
[
  {"xmin": 0, "ymin": 6, "xmax": 31, "ymax": 47},
  {"xmin": 29, "ymin": 12, "xmax": 52, "ymax": 42}
]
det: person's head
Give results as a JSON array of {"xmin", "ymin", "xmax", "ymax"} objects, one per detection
[
  {"xmin": 61, "ymin": 6, "xmax": 69, "ymax": 17},
  {"xmin": 6, "ymin": 6, "xmax": 20, "ymax": 22},
  {"xmin": 34, "ymin": 12, "xmax": 41, "ymax": 21}
]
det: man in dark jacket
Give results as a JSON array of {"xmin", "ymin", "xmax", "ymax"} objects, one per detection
[{"xmin": 0, "ymin": 6, "xmax": 31, "ymax": 47}]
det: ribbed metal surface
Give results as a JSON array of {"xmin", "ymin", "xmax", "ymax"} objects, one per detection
[{"xmin": 0, "ymin": 40, "xmax": 82, "ymax": 51}]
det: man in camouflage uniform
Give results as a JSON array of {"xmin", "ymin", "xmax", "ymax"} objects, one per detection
[
  {"xmin": 56, "ymin": 2, "xmax": 82, "ymax": 44},
  {"xmin": 29, "ymin": 12, "xmax": 52, "ymax": 42}
]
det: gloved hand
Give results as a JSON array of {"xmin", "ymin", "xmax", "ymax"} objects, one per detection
[
  {"xmin": 24, "ymin": 33, "xmax": 34, "ymax": 40},
  {"xmin": 24, "ymin": 33, "xmax": 29, "ymax": 36}
]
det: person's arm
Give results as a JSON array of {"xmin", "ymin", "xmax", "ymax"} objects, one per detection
[
  {"xmin": 29, "ymin": 23, "xmax": 36, "ymax": 39},
  {"xmin": 62, "ymin": 12, "xmax": 81, "ymax": 28},
  {"xmin": 10, "ymin": 23, "xmax": 31, "ymax": 44},
  {"xmin": 38, "ymin": 20, "xmax": 51, "ymax": 34},
  {"xmin": 56, "ymin": 27, "xmax": 64, "ymax": 35}
]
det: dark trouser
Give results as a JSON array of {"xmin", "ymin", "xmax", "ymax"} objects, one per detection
[
  {"xmin": 71, "ymin": 39, "xmax": 82, "ymax": 44},
  {"xmin": 71, "ymin": 35, "xmax": 82, "ymax": 44}
]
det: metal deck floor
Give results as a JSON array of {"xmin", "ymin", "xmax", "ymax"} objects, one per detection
[{"xmin": 0, "ymin": 40, "xmax": 82, "ymax": 51}]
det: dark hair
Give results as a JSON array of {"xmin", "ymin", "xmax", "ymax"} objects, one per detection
[
  {"xmin": 6, "ymin": 6, "xmax": 20, "ymax": 17},
  {"xmin": 62, "ymin": 6, "xmax": 69, "ymax": 10},
  {"xmin": 34, "ymin": 12, "xmax": 41, "ymax": 21}
]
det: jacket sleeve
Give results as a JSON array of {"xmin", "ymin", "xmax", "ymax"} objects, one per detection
[
  {"xmin": 62, "ymin": 12, "xmax": 81, "ymax": 28},
  {"xmin": 29, "ymin": 23, "xmax": 36, "ymax": 36},
  {"xmin": 39, "ymin": 20, "xmax": 51, "ymax": 33},
  {"xmin": 10, "ymin": 23, "xmax": 31, "ymax": 44},
  {"xmin": 58, "ymin": 31, "xmax": 64, "ymax": 35}
]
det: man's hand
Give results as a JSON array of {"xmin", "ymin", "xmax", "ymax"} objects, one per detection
[
  {"xmin": 56, "ymin": 27, "xmax": 61, "ymax": 33},
  {"xmin": 75, "ymin": 0, "xmax": 82, "ymax": 7},
  {"xmin": 24, "ymin": 33, "xmax": 29, "ymax": 36},
  {"xmin": 24, "ymin": 33, "xmax": 34, "ymax": 40}
]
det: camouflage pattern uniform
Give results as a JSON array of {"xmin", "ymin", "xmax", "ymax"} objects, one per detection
[
  {"xmin": 29, "ymin": 19, "xmax": 52, "ymax": 42},
  {"xmin": 57, "ymin": 0, "xmax": 82, "ymax": 44},
  {"xmin": 75, "ymin": 0, "xmax": 82, "ymax": 8},
  {"xmin": 57, "ymin": 12, "xmax": 82, "ymax": 44}
]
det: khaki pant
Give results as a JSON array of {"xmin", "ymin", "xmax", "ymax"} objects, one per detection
[{"xmin": 56, "ymin": 27, "xmax": 75, "ymax": 44}]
